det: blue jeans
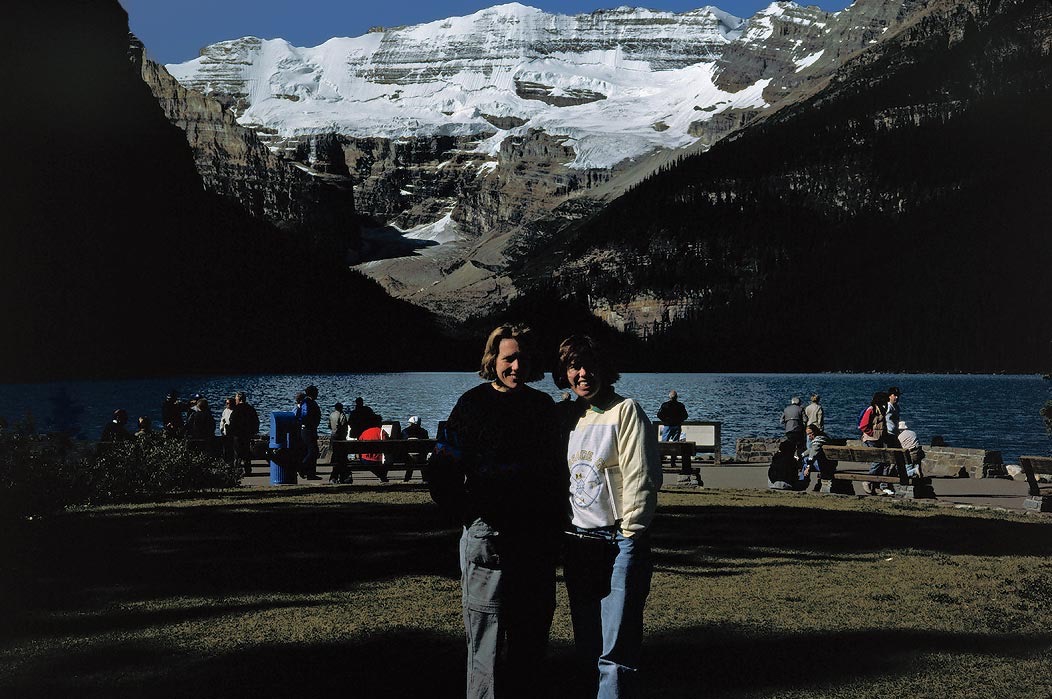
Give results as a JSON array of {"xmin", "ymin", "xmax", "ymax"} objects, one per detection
[
  {"xmin": 660, "ymin": 425, "xmax": 682, "ymax": 442},
  {"xmin": 661, "ymin": 425, "xmax": 683, "ymax": 470},
  {"xmin": 564, "ymin": 526, "xmax": 652, "ymax": 699},
  {"xmin": 863, "ymin": 439, "xmax": 888, "ymax": 476}
]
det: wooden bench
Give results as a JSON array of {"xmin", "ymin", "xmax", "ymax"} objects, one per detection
[
  {"xmin": 326, "ymin": 438, "xmax": 437, "ymax": 482},
  {"xmin": 659, "ymin": 441, "xmax": 701, "ymax": 485},
  {"xmin": 260, "ymin": 436, "xmax": 704, "ymax": 486},
  {"xmin": 655, "ymin": 421, "xmax": 722, "ymax": 465},
  {"xmin": 1019, "ymin": 455, "xmax": 1052, "ymax": 512},
  {"xmin": 256, "ymin": 438, "xmax": 435, "ymax": 483},
  {"xmin": 820, "ymin": 445, "xmax": 936, "ymax": 499}
]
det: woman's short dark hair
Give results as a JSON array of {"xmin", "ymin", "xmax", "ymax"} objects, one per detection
[
  {"xmin": 871, "ymin": 391, "xmax": 889, "ymax": 408},
  {"xmin": 553, "ymin": 334, "xmax": 620, "ymax": 390},
  {"xmin": 478, "ymin": 324, "xmax": 545, "ymax": 383}
]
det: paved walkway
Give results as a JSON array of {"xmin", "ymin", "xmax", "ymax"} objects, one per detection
[
  {"xmin": 240, "ymin": 459, "xmax": 1046, "ymax": 515},
  {"xmin": 692, "ymin": 462, "xmax": 1042, "ymax": 513}
]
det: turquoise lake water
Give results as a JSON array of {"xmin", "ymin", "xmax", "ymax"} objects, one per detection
[{"xmin": 0, "ymin": 373, "xmax": 1048, "ymax": 462}]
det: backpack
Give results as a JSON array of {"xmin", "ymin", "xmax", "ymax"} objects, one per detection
[{"xmin": 858, "ymin": 406, "xmax": 886, "ymax": 441}]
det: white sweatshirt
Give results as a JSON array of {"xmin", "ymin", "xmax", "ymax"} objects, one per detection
[{"xmin": 566, "ymin": 393, "xmax": 662, "ymax": 537}]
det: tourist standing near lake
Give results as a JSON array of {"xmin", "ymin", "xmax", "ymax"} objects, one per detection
[
  {"xmin": 348, "ymin": 396, "xmax": 379, "ymax": 438},
  {"xmin": 229, "ymin": 391, "xmax": 259, "ymax": 476},
  {"xmin": 219, "ymin": 397, "xmax": 233, "ymax": 437},
  {"xmin": 185, "ymin": 397, "xmax": 215, "ymax": 441},
  {"xmin": 428, "ymin": 324, "xmax": 565, "ymax": 699},
  {"xmin": 554, "ymin": 334, "xmax": 661, "ymax": 698},
  {"xmin": 329, "ymin": 402, "xmax": 350, "ymax": 484},
  {"xmin": 859, "ymin": 391, "xmax": 893, "ymax": 495},
  {"xmin": 780, "ymin": 396, "xmax": 807, "ymax": 459},
  {"xmin": 100, "ymin": 409, "xmax": 132, "ymax": 442},
  {"xmin": 219, "ymin": 397, "xmax": 235, "ymax": 462},
  {"xmin": 657, "ymin": 389, "xmax": 688, "ymax": 472},
  {"xmin": 297, "ymin": 385, "xmax": 322, "ymax": 480},
  {"xmin": 886, "ymin": 387, "xmax": 902, "ymax": 444},
  {"xmin": 804, "ymin": 394, "xmax": 824, "ymax": 431},
  {"xmin": 161, "ymin": 390, "xmax": 187, "ymax": 437},
  {"xmin": 134, "ymin": 416, "xmax": 151, "ymax": 438}
]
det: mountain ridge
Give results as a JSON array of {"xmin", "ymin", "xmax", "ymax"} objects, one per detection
[
  {"xmin": 501, "ymin": 0, "xmax": 1051, "ymax": 371},
  {"xmin": 162, "ymin": 0, "xmax": 922, "ymax": 323}
]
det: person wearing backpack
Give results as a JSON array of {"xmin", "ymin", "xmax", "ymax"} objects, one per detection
[{"xmin": 858, "ymin": 391, "xmax": 892, "ymax": 495}]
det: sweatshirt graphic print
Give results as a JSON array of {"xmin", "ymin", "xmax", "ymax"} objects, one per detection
[
  {"xmin": 568, "ymin": 424, "xmax": 622, "ymax": 529},
  {"xmin": 564, "ymin": 395, "xmax": 661, "ymax": 535}
]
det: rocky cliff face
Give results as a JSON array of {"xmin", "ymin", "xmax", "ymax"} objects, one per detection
[
  {"xmin": 135, "ymin": 42, "xmax": 357, "ymax": 248},
  {"xmin": 160, "ymin": 1, "xmax": 875, "ymax": 317},
  {"xmin": 160, "ymin": 4, "xmax": 755, "ymax": 244},
  {"xmin": 2, "ymin": 0, "xmax": 462, "ymax": 381}
]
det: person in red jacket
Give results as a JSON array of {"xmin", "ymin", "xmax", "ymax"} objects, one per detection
[
  {"xmin": 359, "ymin": 424, "xmax": 390, "ymax": 483},
  {"xmin": 858, "ymin": 391, "xmax": 892, "ymax": 495}
]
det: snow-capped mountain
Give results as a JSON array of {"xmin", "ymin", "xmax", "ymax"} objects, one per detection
[
  {"xmin": 162, "ymin": 0, "xmax": 913, "ymax": 320},
  {"xmin": 166, "ymin": 3, "xmax": 785, "ymax": 170}
]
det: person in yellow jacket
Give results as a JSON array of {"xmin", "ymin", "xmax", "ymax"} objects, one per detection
[{"xmin": 554, "ymin": 334, "xmax": 662, "ymax": 698}]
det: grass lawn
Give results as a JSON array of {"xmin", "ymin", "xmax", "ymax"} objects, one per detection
[{"xmin": 1, "ymin": 485, "xmax": 1051, "ymax": 698}]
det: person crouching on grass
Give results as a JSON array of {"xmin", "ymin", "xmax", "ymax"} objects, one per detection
[
  {"xmin": 427, "ymin": 323, "xmax": 566, "ymax": 699},
  {"xmin": 554, "ymin": 334, "xmax": 662, "ymax": 698}
]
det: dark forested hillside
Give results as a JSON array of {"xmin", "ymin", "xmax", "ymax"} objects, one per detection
[
  {"xmin": 507, "ymin": 0, "xmax": 1052, "ymax": 372},
  {"xmin": 0, "ymin": 0, "xmax": 466, "ymax": 381}
]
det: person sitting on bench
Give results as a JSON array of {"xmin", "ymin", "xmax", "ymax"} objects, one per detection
[
  {"xmin": 801, "ymin": 423, "xmax": 832, "ymax": 487},
  {"xmin": 896, "ymin": 421, "xmax": 924, "ymax": 478},
  {"xmin": 359, "ymin": 424, "xmax": 390, "ymax": 483}
]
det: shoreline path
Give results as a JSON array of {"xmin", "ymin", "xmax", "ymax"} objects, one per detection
[{"xmin": 239, "ymin": 458, "xmax": 1047, "ymax": 516}]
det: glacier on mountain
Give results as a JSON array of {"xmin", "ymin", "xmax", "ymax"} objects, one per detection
[{"xmin": 165, "ymin": 2, "xmax": 812, "ymax": 170}]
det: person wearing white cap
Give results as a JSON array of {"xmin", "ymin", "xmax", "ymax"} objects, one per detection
[
  {"xmin": 896, "ymin": 420, "xmax": 924, "ymax": 478},
  {"xmin": 404, "ymin": 415, "xmax": 427, "ymax": 440},
  {"xmin": 401, "ymin": 415, "xmax": 429, "ymax": 481}
]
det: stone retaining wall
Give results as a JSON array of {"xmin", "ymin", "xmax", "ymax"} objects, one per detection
[
  {"xmin": 735, "ymin": 437, "xmax": 783, "ymax": 463},
  {"xmin": 922, "ymin": 445, "xmax": 1004, "ymax": 478}
]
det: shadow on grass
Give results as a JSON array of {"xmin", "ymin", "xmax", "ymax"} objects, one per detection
[
  {"xmin": 654, "ymin": 502, "xmax": 1052, "ymax": 564},
  {"xmin": 3, "ymin": 491, "xmax": 1052, "ymax": 696},
  {"xmin": 5, "ymin": 598, "xmax": 325, "ymax": 642},
  {"xmin": 1, "ymin": 630, "xmax": 465, "ymax": 699},
  {"xmin": 0, "ymin": 494, "xmax": 462, "ymax": 635},
  {"xmin": 4, "ymin": 624, "xmax": 1050, "ymax": 698},
  {"xmin": 4, "ymin": 496, "xmax": 1051, "ymax": 621},
  {"xmin": 640, "ymin": 626, "xmax": 1052, "ymax": 698}
]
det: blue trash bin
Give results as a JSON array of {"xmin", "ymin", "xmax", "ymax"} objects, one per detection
[{"xmin": 269, "ymin": 411, "xmax": 301, "ymax": 485}]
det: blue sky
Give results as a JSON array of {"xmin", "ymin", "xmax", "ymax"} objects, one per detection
[{"xmin": 119, "ymin": 0, "xmax": 848, "ymax": 65}]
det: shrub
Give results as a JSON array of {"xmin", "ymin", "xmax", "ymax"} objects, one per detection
[
  {"xmin": 0, "ymin": 432, "xmax": 243, "ymax": 519},
  {"xmin": 0, "ymin": 431, "xmax": 89, "ymax": 519},
  {"xmin": 86, "ymin": 434, "xmax": 242, "ymax": 503}
]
